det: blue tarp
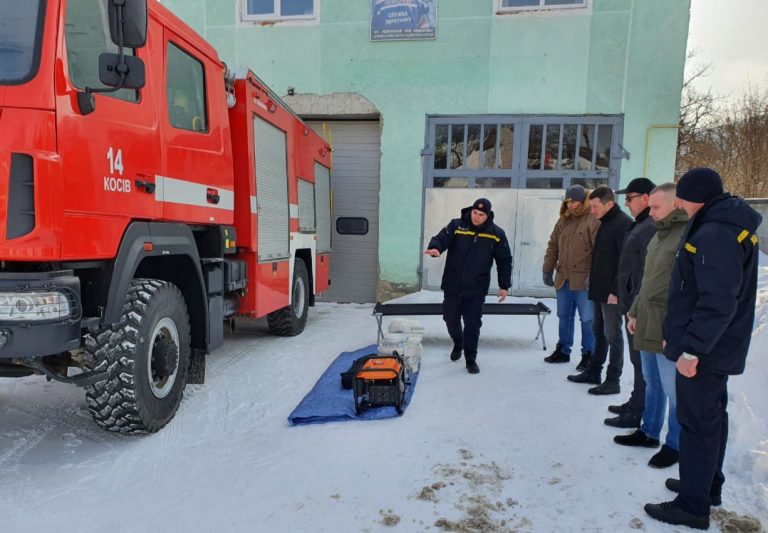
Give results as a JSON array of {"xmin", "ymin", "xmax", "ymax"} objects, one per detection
[{"xmin": 288, "ymin": 344, "xmax": 419, "ymax": 425}]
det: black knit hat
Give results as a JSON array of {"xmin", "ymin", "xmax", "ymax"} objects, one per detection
[
  {"xmin": 472, "ymin": 198, "xmax": 492, "ymax": 215},
  {"xmin": 676, "ymin": 167, "xmax": 724, "ymax": 203},
  {"xmin": 616, "ymin": 177, "xmax": 656, "ymax": 195}
]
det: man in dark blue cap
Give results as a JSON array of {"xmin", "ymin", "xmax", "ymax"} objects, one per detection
[
  {"xmin": 425, "ymin": 198, "xmax": 512, "ymax": 374},
  {"xmin": 604, "ymin": 177, "xmax": 657, "ymax": 427},
  {"xmin": 645, "ymin": 168, "xmax": 761, "ymax": 530}
]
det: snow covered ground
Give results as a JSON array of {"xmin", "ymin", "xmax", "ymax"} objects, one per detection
[{"xmin": 1, "ymin": 273, "xmax": 766, "ymax": 532}]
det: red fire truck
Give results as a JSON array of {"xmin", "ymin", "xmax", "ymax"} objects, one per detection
[{"xmin": 0, "ymin": 0, "xmax": 332, "ymax": 433}]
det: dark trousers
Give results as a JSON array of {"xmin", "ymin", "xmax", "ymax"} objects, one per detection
[
  {"xmin": 675, "ymin": 367, "xmax": 729, "ymax": 516},
  {"xmin": 589, "ymin": 301, "xmax": 624, "ymax": 381},
  {"xmin": 624, "ymin": 327, "xmax": 645, "ymax": 417},
  {"xmin": 443, "ymin": 293, "xmax": 484, "ymax": 363}
]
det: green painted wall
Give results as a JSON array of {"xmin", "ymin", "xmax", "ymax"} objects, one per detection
[{"xmin": 159, "ymin": 0, "xmax": 690, "ymax": 291}]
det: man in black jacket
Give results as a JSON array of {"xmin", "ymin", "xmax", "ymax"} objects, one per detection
[
  {"xmin": 568, "ymin": 186, "xmax": 632, "ymax": 394},
  {"xmin": 425, "ymin": 198, "xmax": 512, "ymax": 374},
  {"xmin": 645, "ymin": 168, "xmax": 761, "ymax": 530},
  {"xmin": 605, "ymin": 177, "xmax": 657, "ymax": 428}
]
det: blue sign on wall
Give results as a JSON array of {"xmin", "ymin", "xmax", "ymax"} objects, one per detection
[{"xmin": 371, "ymin": 0, "xmax": 437, "ymax": 41}]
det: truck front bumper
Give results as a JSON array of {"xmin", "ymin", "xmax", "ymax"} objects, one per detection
[{"xmin": 0, "ymin": 271, "xmax": 82, "ymax": 359}]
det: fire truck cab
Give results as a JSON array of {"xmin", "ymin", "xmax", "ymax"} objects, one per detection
[{"xmin": 0, "ymin": 0, "xmax": 332, "ymax": 433}]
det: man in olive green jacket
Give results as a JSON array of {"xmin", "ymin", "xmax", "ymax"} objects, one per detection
[{"xmin": 619, "ymin": 183, "xmax": 689, "ymax": 468}]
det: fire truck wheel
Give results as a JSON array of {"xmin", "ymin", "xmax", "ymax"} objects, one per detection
[
  {"xmin": 267, "ymin": 259, "xmax": 309, "ymax": 336},
  {"xmin": 83, "ymin": 279, "xmax": 191, "ymax": 434}
]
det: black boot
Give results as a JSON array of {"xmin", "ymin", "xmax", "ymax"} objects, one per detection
[
  {"xmin": 649, "ymin": 445, "xmax": 679, "ymax": 468},
  {"xmin": 613, "ymin": 429, "xmax": 660, "ymax": 448},
  {"xmin": 576, "ymin": 351, "xmax": 591, "ymax": 371},
  {"xmin": 608, "ymin": 403, "xmax": 627, "ymax": 415},
  {"xmin": 466, "ymin": 361, "xmax": 480, "ymax": 374},
  {"xmin": 567, "ymin": 369, "xmax": 601, "ymax": 384},
  {"xmin": 604, "ymin": 412, "xmax": 640, "ymax": 428},
  {"xmin": 450, "ymin": 346, "xmax": 462, "ymax": 362},
  {"xmin": 644, "ymin": 501, "xmax": 709, "ymax": 530},
  {"xmin": 588, "ymin": 380, "xmax": 620, "ymax": 395},
  {"xmin": 665, "ymin": 478, "xmax": 721, "ymax": 506},
  {"xmin": 544, "ymin": 344, "xmax": 570, "ymax": 363}
]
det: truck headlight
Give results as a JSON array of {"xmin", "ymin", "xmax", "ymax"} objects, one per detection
[{"xmin": 0, "ymin": 292, "xmax": 72, "ymax": 321}]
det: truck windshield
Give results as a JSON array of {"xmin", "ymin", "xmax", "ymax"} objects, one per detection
[{"xmin": 0, "ymin": 0, "xmax": 45, "ymax": 84}]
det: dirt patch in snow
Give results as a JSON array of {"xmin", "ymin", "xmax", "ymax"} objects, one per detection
[
  {"xmin": 379, "ymin": 509, "xmax": 401, "ymax": 527},
  {"xmin": 417, "ymin": 451, "xmax": 529, "ymax": 533},
  {"xmin": 711, "ymin": 508, "xmax": 765, "ymax": 533}
]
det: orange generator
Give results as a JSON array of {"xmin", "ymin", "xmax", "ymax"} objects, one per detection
[
  {"xmin": 353, "ymin": 356, "xmax": 407, "ymax": 415},
  {"xmin": 0, "ymin": 0, "xmax": 332, "ymax": 433}
]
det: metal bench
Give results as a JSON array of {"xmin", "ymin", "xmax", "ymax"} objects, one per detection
[{"xmin": 373, "ymin": 301, "xmax": 552, "ymax": 350}]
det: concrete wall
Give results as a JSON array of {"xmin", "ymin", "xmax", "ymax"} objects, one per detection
[{"xmin": 158, "ymin": 0, "xmax": 691, "ymax": 295}]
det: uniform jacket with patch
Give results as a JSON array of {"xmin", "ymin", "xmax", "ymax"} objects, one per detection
[
  {"xmin": 663, "ymin": 194, "xmax": 761, "ymax": 374},
  {"xmin": 542, "ymin": 196, "xmax": 600, "ymax": 291},
  {"xmin": 616, "ymin": 208, "xmax": 657, "ymax": 314},
  {"xmin": 588, "ymin": 203, "xmax": 633, "ymax": 303},
  {"xmin": 628, "ymin": 209, "xmax": 688, "ymax": 353},
  {"xmin": 428, "ymin": 207, "xmax": 512, "ymax": 297}
]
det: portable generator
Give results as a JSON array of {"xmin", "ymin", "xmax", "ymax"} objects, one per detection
[{"xmin": 353, "ymin": 355, "xmax": 406, "ymax": 415}]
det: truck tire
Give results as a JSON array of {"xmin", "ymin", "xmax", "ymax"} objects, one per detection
[
  {"xmin": 267, "ymin": 259, "xmax": 309, "ymax": 336},
  {"xmin": 83, "ymin": 279, "xmax": 191, "ymax": 434}
]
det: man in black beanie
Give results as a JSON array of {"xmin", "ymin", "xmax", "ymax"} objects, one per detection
[
  {"xmin": 645, "ymin": 168, "xmax": 762, "ymax": 530},
  {"xmin": 425, "ymin": 198, "xmax": 512, "ymax": 374}
]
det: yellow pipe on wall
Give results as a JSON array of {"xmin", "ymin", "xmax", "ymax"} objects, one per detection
[{"xmin": 644, "ymin": 124, "xmax": 681, "ymax": 177}]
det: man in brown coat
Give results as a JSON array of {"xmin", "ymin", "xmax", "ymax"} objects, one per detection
[{"xmin": 542, "ymin": 184, "xmax": 600, "ymax": 370}]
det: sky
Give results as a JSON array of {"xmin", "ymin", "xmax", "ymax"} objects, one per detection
[{"xmin": 686, "ymin": 0, "xmax": 768, "ymax": 101}]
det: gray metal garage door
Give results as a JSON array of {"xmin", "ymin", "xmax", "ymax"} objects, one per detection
[{"xmin": 307, "ymin": 120, "xmax": 381, "ymax": 303}]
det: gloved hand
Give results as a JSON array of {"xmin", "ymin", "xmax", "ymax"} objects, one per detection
[{"xmin": 543, "ymin": 272, "xmax": 554, "ymax": 287}]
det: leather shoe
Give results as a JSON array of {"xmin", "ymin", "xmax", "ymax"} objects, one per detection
[
  {"xmin": 649, "ymin": 445, "xmax": 679, "ymax": 468},
  {"xmin": 614, "ymin": 429, "xmax": 660, "ymax": 448},
  {"xmin": 604, "ymin": 413, "xmax": 640, "ymax": 429},
  {"xmin": 588, "ymin": 380, "xmax": 620, "ymax": 395},
  {"xmin": 608, "ymin": 403, "xmax": 627, "ymax": 415},
  {"xmin": 466, "ymin": 362, "xmax": 480, "ymax": 374},
  {"xmin": 665, "ymin": 478, "xmax": 721, "ymax": 506},
  {"xmin": 566, "ymin": 370, "xmax": 600, "ymax": 384},
  {"xmin": 644, "ymin": 501, "xmax": 709, "ymax": 530},
  {"xmin": 450, "ymin": 346, "xmax": 462, "ymax": 362}
]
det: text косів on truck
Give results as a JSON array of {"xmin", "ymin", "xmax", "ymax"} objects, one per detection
[{"xmin": 0, "ymin": 0, "xmax": 333, "ymax": 433}]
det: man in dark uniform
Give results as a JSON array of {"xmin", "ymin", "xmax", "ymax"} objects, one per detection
[
  {"xmin": 645, "ymin": 168, "xmax": 761, "ymax": 530},
  {"xmin": 425, "ymin": 198, "xmax": 512, "ymax": 374},
  {"xmin": 567, "ymin": 186, "xmax": 633, "ymax": 394}
]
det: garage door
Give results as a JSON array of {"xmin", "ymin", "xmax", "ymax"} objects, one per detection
[{"xmin": 307, "ymin": 121, "xmax": 381, "ymax": 303}]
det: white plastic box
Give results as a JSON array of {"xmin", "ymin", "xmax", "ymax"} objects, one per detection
[{"xmin": 379, "ymin": 332, "xmax": 422, "ymax": 375}]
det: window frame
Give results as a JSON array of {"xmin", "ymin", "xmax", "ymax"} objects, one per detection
[
  {"xmin": 240, "ymin": 0, "xmax": 318, "ymax": 23},
  {"xmin": 425, "ymin": 114, "xmax": 623, "ymax": 191},
  {"xmin": 64, "ymin": 0, "xmax": 139, "ymax": 103},
  {"xmin": 495, "ymin": 0, "xmax": 589, "ymax": 15},
  {"xmin": 166, "ymin": 41, "xmax": 209, "ymax": 133}
]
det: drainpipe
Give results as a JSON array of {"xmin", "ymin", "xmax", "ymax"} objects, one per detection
[{"xmin": 644, "ymin": 124, "xmax": 680, "ymax": 177}]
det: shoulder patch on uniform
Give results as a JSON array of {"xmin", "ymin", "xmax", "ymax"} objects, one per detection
[
  {"xmin": 737, "ymin": 229, "xmax": 750, "ymax": 243},
  {"xmin": 684, "ymin": 242, "xmax": 697, "ymax": 254},
  {"xmin": 751, "ymin": 234, "xmax": 759, "ymax": 245}
]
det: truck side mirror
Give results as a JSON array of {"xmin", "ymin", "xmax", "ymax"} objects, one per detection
[
  {"xmin": 108, "ymin": 0, "xmax": 148, "ymax": 49},
  {"xmin": 99, "ymin": 53, "xmax": 146, "ymax": 89}
]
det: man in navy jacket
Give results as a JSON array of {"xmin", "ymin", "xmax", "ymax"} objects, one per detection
[
  {"xmin": 425, "ymin": 198, "xmax": 512, "ymax": 374},
  {"xmin": 645, "ymin": 168, "xmax": 761, "ymax": 530}
]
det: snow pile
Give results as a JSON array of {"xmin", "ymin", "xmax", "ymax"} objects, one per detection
[{"xmin": 725, "ymin": 255, "xmax": 768, "ymax": 523}]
